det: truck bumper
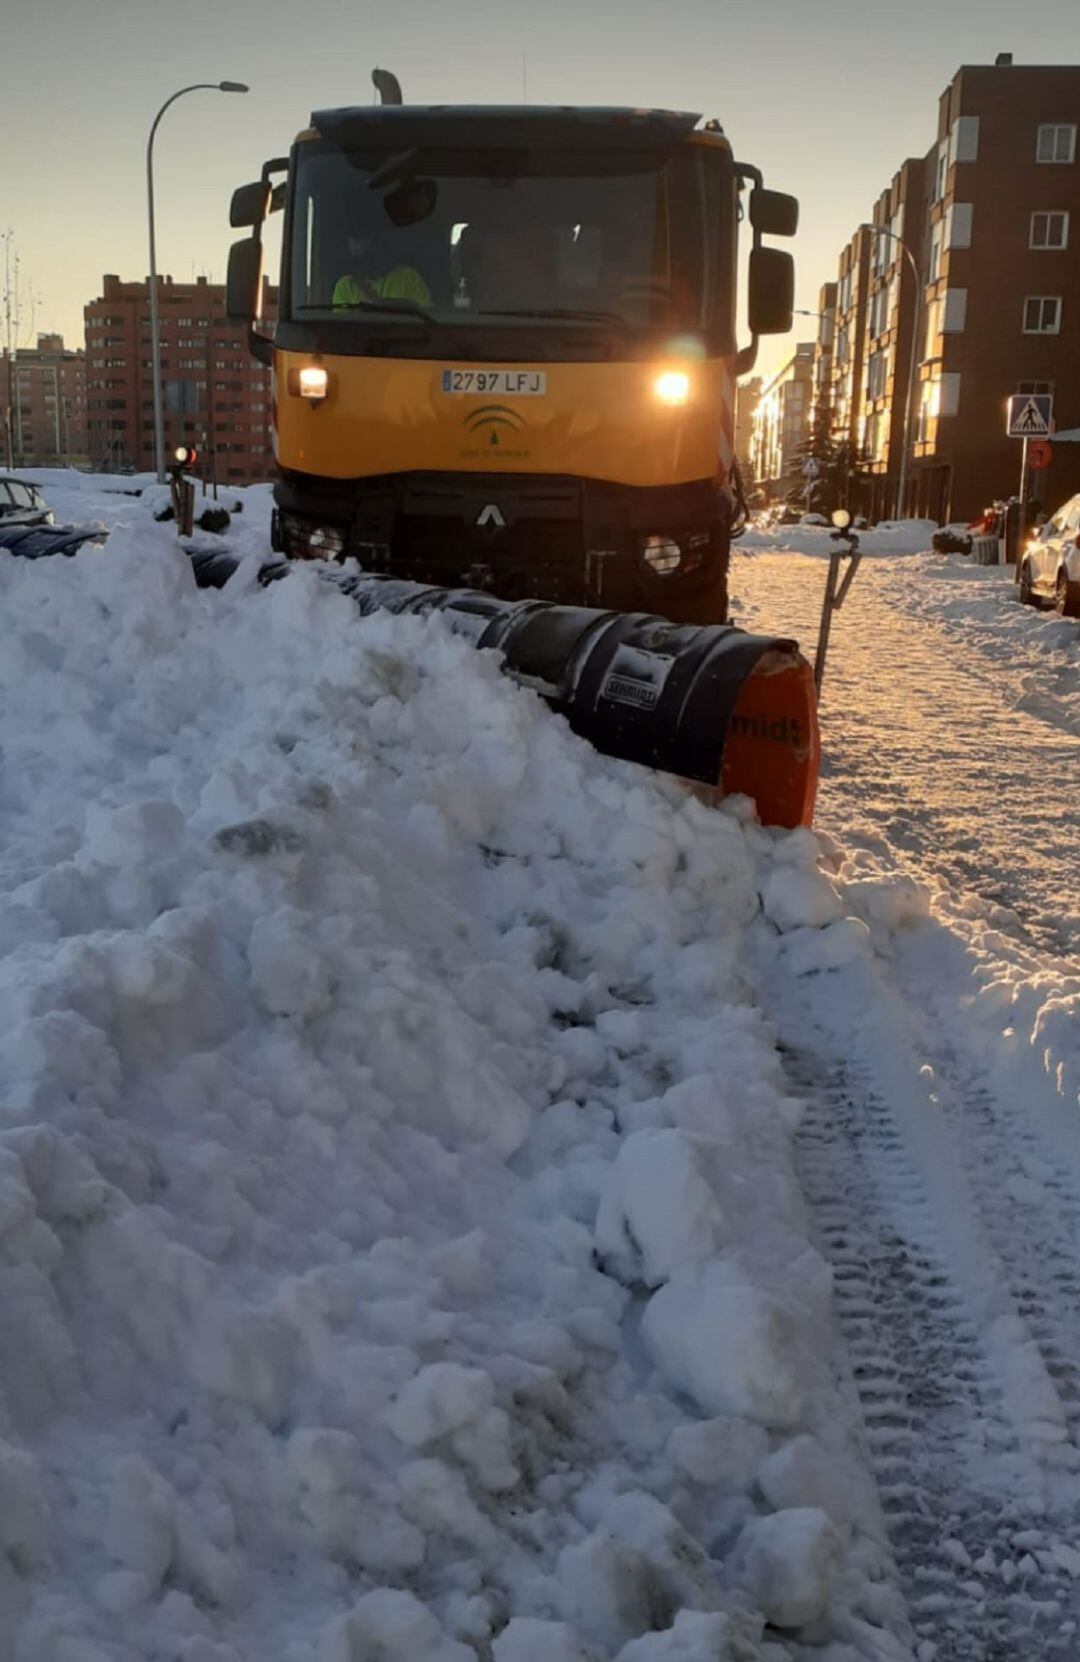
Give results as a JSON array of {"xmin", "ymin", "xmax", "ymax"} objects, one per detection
[{"xmin": 271, "ymin": 468, "xmax": 732, "ymax": 620}]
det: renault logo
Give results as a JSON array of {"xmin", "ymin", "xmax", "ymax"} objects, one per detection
[{"xmin": 476, "ymin": 504, "xmax": 506, "ymax": 529}]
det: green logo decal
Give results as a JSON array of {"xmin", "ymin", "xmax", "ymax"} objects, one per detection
[{"xmin": 462, "ymin": 405, "xmax": 527, "ymax": 448}]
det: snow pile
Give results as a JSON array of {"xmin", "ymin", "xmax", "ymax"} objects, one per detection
[
  {"xmin": 0, "ymin": 488, "xmax": 903, "ymax": 1660},
  {"xmin": 739, "ymin": 519, "xmax": 935, "ymax": 558}
]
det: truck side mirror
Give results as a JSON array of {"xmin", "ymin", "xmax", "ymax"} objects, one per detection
[
  {"xmin": 748, "ymin": 247, "xmax": 794, "ymax": 335},
  {"xmin": 230, "ymin": 180, "xmax": 271, "ymax": 228},
  {"xmin": 750, "ymin": 189, "xmax": 799, "ymax": 238},
  {"xmin": 226, "ymin": 236, "xmax": 264, "ymax": 322}
]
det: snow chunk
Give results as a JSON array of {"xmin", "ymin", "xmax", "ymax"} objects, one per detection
[
  {"xmin": 758, "ymin": 1434, "xmax": 861, "ymax": 1525},
  {"xmin": 0, "ymin": 1440, "xmax": 50, "ymax": 1572},
  {"xmin": 844, "ymin": 874, "xmax": 930, "ymax": 939},
  {"xmin": 386, "ymin": 1362, "xmax": 495, "ymax": 1446},
  {"xmin": 558, "ymin": 1530, "xmax": 673, "ymax": 1651},
  {"xmin": 187, "ymin": 1308, "xmax": 296, "ymax": 1423},
  {"xmin": 399, "ymin": 1458, "xmax": 496, "ymax": 1552},
  {"xmin": 782, "ymin": 917, "xmax": 873, "ymax": 977},
  {"xmin": 386, "ymin": 1363, "xmax": 518, "ymax": 1490},
  {"xmin": 83, "ymin": 799, "xmax": 185, "ymax": 867},
  {"xmin": 319, "ymin": 1588, "xmax": 477, "ymax": 1662},
  {"xmin": 613, "ymin": 1610, "xmax": 751, "ymax": 1662},
  {"xmin": 761, "ymin": 864, "xmax": 844, "ymax": 933},
  {"xmin": 602, "ymin": 1490, "xmax": 722, "ymax": 1611},
  {"xmin": 734, "ymin": 1507, "xmax": 841, "ymax": 1629},
  {"xmin": 595, "ymin": 1129, "xmax": 727, "ymax": 1286},
  {"xmin": 493, "ymin": 1618, "xmax": 599, "ymax": 1662},
  {"xmin": 105, "ymin": 1455, "xmax": 177, "ymax": 1588},
  {"xmin": 641, "ymin": 1262, "xmax": 804, "ymax": 1427},
  {"xmin": 248, "ymin": 906, "xmax": 335, "ymax": 1020},
  {"xmin": 668, "ymin": 1416, "xmax": 769, "ymax": 1493}
]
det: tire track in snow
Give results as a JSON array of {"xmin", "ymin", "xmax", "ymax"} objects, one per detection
[
  {"xmin": 910, "ymin": 1029, "xmax": 1080, "ymax": 1456},
  {"xmin": 784, "ymin": 1040, "xmax": 1080, "ymax": 1662},
  {"xmin": 756, "ymin": 943, "xmax": 1080, "ymax": 1661}
]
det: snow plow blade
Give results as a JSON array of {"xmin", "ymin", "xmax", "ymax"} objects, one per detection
[
  {"xmin": 191, "ymin": 553, "xmax": 820, "ymax": 829},
  {"xmin": 0, "ymin": 524, "xmax": 108, "ymax": 560}
]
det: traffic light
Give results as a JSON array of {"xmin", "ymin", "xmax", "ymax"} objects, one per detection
[{"xmin": 168, "ymin": 446, "xmax": 197, "ymax": 536}]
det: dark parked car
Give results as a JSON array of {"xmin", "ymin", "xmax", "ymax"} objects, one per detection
[{"xmin": 0, "ymin": 478, "xmax": 54, "ymax": 527}]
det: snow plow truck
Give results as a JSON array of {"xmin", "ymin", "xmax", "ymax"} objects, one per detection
[{"xmin": 223, "ymin": 73, "xmax": 823, "ymax": 828}]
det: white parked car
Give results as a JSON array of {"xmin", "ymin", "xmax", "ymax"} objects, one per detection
[
  {"xmin": 1019, "ymin": 494, "xmax": 1080, "ymax": 617},
  {"xmin": 0, "ymin": 477, "xmax": 54, "ymax": 528}
]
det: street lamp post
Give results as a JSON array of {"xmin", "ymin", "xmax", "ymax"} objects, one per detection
[
  {"xmin": 147, "ymin": 81, "xmax": 248, "ymax": 483},
  {"xmin": 861, "ymin": 224, "xmax": 921, "ymax": 518}
]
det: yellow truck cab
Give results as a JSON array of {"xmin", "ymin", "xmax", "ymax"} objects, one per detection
[{"xmin": 227, "ymin": 91, "xmax": 797, "ymax": 622}]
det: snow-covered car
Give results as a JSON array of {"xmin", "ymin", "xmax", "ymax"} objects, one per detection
[
  {"xmin": 0, "ymin": 477, "xmax": 54, "ymax": 527},
  {"xmin": 1019, "ymin": 494, "xmax": 1080, "ymax": 617}
]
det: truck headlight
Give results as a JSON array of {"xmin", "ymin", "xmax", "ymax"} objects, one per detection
[
  {"xmin": 296, "ymin": 366, "xmax": 329, "ymax": 400},
  {"xmin": 654, "ymin": 371, "xmax": 690, "ymax": 406},
  {"xmin": 642, "ymin": 535, "xmax": 682, "ymax": 574}
]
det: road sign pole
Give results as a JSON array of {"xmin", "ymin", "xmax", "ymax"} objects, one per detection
[{"xmin": 1019, "ymin": 435, "xmax": 1029, "ymax": 527}]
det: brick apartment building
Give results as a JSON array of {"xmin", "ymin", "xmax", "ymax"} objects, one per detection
[
  {"xmin": 84, "ymin": 274, "xmax": 277, "ymax": 481},
  {"xmin": 1, "ymin": 334, "xmax": 88, "ymax": 469},
  {"xmin": 816, "ymin": 59, "xmax": 1080, "ymax": 524},
  {"xmin": 748, "ymin": 343, "xmax": 815, "ymax": 497}
]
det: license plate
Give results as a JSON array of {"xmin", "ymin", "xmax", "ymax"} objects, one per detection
[{"xmin": 441, "ymin": 369, "xmax": 547, "ymax": 396}]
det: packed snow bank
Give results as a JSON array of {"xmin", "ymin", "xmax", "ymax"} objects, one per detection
[
  {"xmin": 738, "ymin": 519, "xmax": 936, "ymax": 558},
  {"xmin": 0, "ymin": 487, "xmax": 904, "ymax": 1660}
]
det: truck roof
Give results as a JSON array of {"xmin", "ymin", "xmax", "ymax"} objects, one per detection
[{"xmin": 306, "ymin": 105, "xmax": 718, "ymax": 151}]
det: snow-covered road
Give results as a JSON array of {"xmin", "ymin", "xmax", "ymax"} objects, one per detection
[
  {"xmin": 739, "ymin": 539, "xmax": 1080, "ymax": 1660},
  {"xmin": 732, "ymin": 547, "xmax": 1079, "ymax": 963}
]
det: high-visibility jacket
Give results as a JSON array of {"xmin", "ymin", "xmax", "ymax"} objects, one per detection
[{"xmin": 332, "ymin": 266, "xmax": 431, "ymax": 309}]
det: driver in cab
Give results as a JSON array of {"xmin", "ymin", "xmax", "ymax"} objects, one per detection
[{"xmin": 333, "ymin": 231, "xmax": 431, "ymax": 310}]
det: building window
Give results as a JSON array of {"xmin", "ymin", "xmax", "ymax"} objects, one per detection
[
  {"xmin": 872, "ymin": 228, "xmax": 889, "ymax": 276},
  {"xmin": 867, "ymin": 349, "xmax": 888, "ymax": 401},
  {"xmin": 869, "ymin": 285, "xmax": 890, "ymax": 338},
  {"xmin": 1023, "ymin": 296, "xmax": 1062, "ymax": 334},
  {"xmin": 928, "ymin": 221, "xmax": 944, "ymax": 283},
  {"xmin": 937, "ymin": 372, "xmax": 961, "ymax": 418},
  {"xmin": 934, "ymin": 139, "xmax": 949, "ymax": 202},
  {"xmin": 1036, "ymin": 125, "xmax": 1076, "ymax": 164},
  {"xmin": 165, "ymin": 381, "xmax": 201, "ymax": 415},
  {"xmin": 942, "ymin": 288, "xmax": 967, "ymax": 332},
  {"xmin": 1030, "ymin": 211, "xmax": 1069, "ymax": 249},
  {"xmin": 951, "ymin": 116, "xmax": 980, "ymax": 164},
  {"xmin": 1017, "ymin": 379, "xmax": 1054, "ymax": 396},
  {"xmin": 945, "ymin": 202, "xmax": 973, "ymax": 249}
]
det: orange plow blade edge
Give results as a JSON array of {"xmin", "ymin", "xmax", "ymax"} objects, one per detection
[{"xmin": 719, "ymin": 648, "xmax": 821, "ymax": 829}]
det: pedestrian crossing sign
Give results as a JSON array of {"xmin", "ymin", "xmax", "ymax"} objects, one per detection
[{"xmin": 1007, "ymin": 393, "xmax": 1053, "ymax": 437}]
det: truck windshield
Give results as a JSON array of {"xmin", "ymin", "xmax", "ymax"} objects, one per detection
[{"xmin": 287, "ymin": 143, "xmax": 728, "ymax": 340}]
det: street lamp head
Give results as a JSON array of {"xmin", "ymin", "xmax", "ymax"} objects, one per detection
[{"xmin": 219, "ymin": 81, "xmax": 249, "ymax": 93}]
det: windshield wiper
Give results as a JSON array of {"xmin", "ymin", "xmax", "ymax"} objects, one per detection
[
  {"xmin": 477, "ymin": 307, "xmax": 640, "ymax": 329},
  {"xmin": 296, "ymin": 300, "xmax": 432, "ymax": 321}
]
